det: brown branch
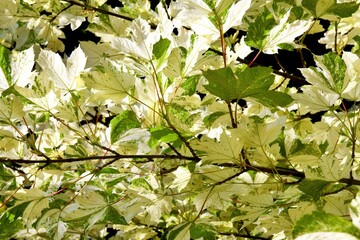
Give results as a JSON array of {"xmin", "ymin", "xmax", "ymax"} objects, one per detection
[
  {"xmin": 0, "ymin": 154, "xmax": 199, "ymax": 164},
  {"xmin": 62, "ymin": 0, "xmax": 157, "ymax": 29}
]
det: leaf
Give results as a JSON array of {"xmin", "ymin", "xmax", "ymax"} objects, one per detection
[
  {"xmin": 180, "ymin": 75, "xmax": 201, "ymax": 96},
  {"xmin": 249, "ymin": 91, "xmax": 293, "ymax": 107},
  {"xmin": 302, "ymin": 0, "xmax": 335, "ymax": 17},
  {"xmin": 190, "ymin": 223, "xmax": 217, "ymax": 240},
  {"xmin": 222, "ymin": 0, "xmax": 251, "ymax": 32},
  {"xmin": 36, "ymin": 209, "xmax": 68, "ymax": 240},
  {"xmin": 292, "ymin": 211, "xmax": 360, "ymax": 238},
  {"xmin": 14, "ymin": 189, "xmax": 49, "ymax": 228},
  {"xmin": 98, "ymin": 206, "xmax": 127, "ymax": 225},
  {"xmin": 298, "ymin": 179, "xmax": 331, "ymax": 201},
  {"xmin": 0, "ymin": 45, "xmax": 12, "ymax": 89},
  {"xmin": 193, "ymin": 129, "xmax": 243, "ymax": 164},
  {"xmin": 37, "ymin": 50, "xmax": 72, "ymax": 90},
  {"xmin": 149, "ymin": 126, "xmax": 179, "ymax": 144},
  {"xmin": 0, "ymin": 202, "xmax": 27, "ymax": 239},
  {"xmin": 293, "ymin": 86, "xmax": 340, "ymax": 113},
  {"xmin": 167, "ymin": 222, "xmax": 192, "ymax": 240},
  {"xmin": 302, "ymin": 0, "xmax": 359, "ymax": 18},
  {"xmin": 110, "ymin": 110, "xmax": 141, "ymax": 144},
  {"xmin": 203, "ymin": 67, "xmax": 238, "ymax": 100},
  {"xmin": 203, "ymin": 111, "xmax": 227, "ymax": 128},
  {"xmin": 81, "ymin": 59, "xmax": 135, "ymax": 102},
  {"xmin": 203, "ymin": 66, "xmax": 266, "ymax": 97},
  {"xmin": 152, "ymin": 37, "xmax": 171, "ymax": 60},
  {"xmin": 350, "ymin": 192, "xmax": 360, "ymax": 230},
  {"xmin": 327, "ymin": 2, "xmax": 360, "ymax": 18},
  {"xmin": 245, "ymin": 8, "xmax": 277, "ymax": 51},
  {"xmin": 295, "ymin": 232, "xmax": 359, "ymax": 240},
  {"xmin": 262, "ymin": 11, "xmax": 311, "ymax": 54},
  {"xmin": 0, "ymin": 96, "xmax": 25, "ymax": 123},
  {"xmin": 238, "ymin": 117, "xmax": 286, "ymax": 147},
  {"xmin": 11, "ymin": 47, "xmax": 36, "ymax": 88},
  {"xmin": 246, "ymin": 9, "xmax": 311, "ymax": 54}
]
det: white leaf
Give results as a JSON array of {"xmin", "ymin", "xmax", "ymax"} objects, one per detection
[
  {"xmin": 0, "ymin": 96, "xmax": 25, "ymax": 121},
  {"xmin": 111, "ymin": 37, "xmax": 150, "ymax": 60},
  {"xmin": 37, "ymin": 50, "xmax": 72, "ymax": 90},
  {"xmin": 66, "ymin": 46, "xmax": 87, "ymax": 87},
  {"xmin": 15, "ymin": 189, "xmax": 49, "ymax": 227},
  {"xmin": 263, "ymin": 11, "xmax": 312, "ymax": 54},
  {"xmin": 238, "ymin": 117, "xmax": 286, "ymax": 147},
  {"xmin": 194, "ymin": 129, "xmax": 243, "ymax": 164},
  {"xmin": 11, "ymin": 47, "xmax": 36, "ymax": 87},
  {"xmin": 58, "ymin": 12, "xmax": 86, "ymax": 31},
  {"xmin": 172, "ymin": 167, "xmax": 192, "ymax": 191},
  {"xmin": 81, "ymin": 59, "xmax": 135, "ymax": 102},
  {"xmin": 223, "ymin": 0, "xmax": 251, "ymax": 32},
  {"xmin": 293, "ymin": 86, "xmax": 340, "ymax": 113}
]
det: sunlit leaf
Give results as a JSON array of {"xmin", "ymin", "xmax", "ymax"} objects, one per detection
[
  {"xmin": 110, "ymin": 110, "xmax": 141, "ymax": 144},
  {"xmin": 292, "ymin": 211, "xmax": 360, "ymax": 238}
]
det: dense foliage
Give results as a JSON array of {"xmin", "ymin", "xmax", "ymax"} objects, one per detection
[{"xmin": 2, "ymin": 0, "xmax": 360, "ymax": 239}]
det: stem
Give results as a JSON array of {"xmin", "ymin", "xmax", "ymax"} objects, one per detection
[
  {"xmin": 227, "ymin": 101, "xmax": 237, "ymax": 128},
  {"xmin": 248, "ymin": 50, "xmax": 261, "ymax": 67}
]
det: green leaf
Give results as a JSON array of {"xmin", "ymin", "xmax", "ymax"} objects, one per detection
[
  {"xmin": 298, "ymin": 179, "xmax": 331, "ymax": 201},
  {"xmin": 245, "ymin": 8, "xmax": 276, "ymax": 50},
  {"xmin": 292, "ymin": 211, "xmax": 360, "ymax": 238},
  {"xmin": 181, "ymin": 75, "xmax": 200, "ymax": 96},
  {"xmin": 249, "ymin": 91, "xmax": 293, "ymax": 107},
  {"xmin": 203, "ymin": 111, "xmax": 227, "ymax": 127},
  {"xmin": 322, "ymin": 52, "xmax": 346, "ymax": 93},
  {"xmin": 295, "ymin": 232, "xmax": 358, "ymax": 240},
  {"xmin": 203, "ymin": 67, "xmax": 238, "ymax": 100},
  {"xmin": 167, "ymin": 222, "xmax": 192, "ymax": 240},
  {"xmin": 350, "ymin": 192, "xmax": 360, "ymax": 230},
  {"xmin": 98, "ymin": 206, "xmax": 127, "ymax": 225},
  {"xmin": 149, "ymin": 126, "xmax": 179, "ymax": 143},
  {"xmin": 327, "ymin": 2, "xmax": 360, "ymax": 18},
  {"xmin": 234, "ymin": 66, "xmax": 274, "ymax": 94},
  {"xmin": 110, "ymin": 110, "xmax": 141, "ymax": 144},
  {"xmin": 0, "ymin": 202, "xmax": 27, "ymax": 239},
  {"xmin": 302, "ymin": 0, "xmax": 335, "ymax": 17},
  {"xmin": 0, "ymin": 45, "xmax": 11, "ymax": 88},
  {"xmin": 351, "ymin": 35, "xmax": 360, "ymax": 54},
  {"xmin": 152, "ymin": 37, "xmax": 171, "ymax": 60},
  {"xmin": 190, "ymin": 223, "xmax": 216, "ymax": 240},
  {"xmin": 203, "ymin": 66, "xmax": 292, "ymax": 106}
]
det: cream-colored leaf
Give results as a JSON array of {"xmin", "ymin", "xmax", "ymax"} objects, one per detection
[
  {"xmin": 194, "ymin": 129, "xmax": 243, "ymax": 164},
  {"xmin": 223, "ymin": 0, "xmax": 251, "ymax": 32}
]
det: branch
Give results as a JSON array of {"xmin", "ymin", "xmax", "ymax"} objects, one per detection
[
  {"xmin": 0, "ymin": 154, "xmax": 199, "ymax": 164},
  {"xmin": 62, "ymin": 0, "xmax": 157, "ymax": 28}
]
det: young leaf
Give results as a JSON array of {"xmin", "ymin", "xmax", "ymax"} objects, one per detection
[{"xmin": 110, "ymin": 110, "xmax": 141, "ymax": 144}]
